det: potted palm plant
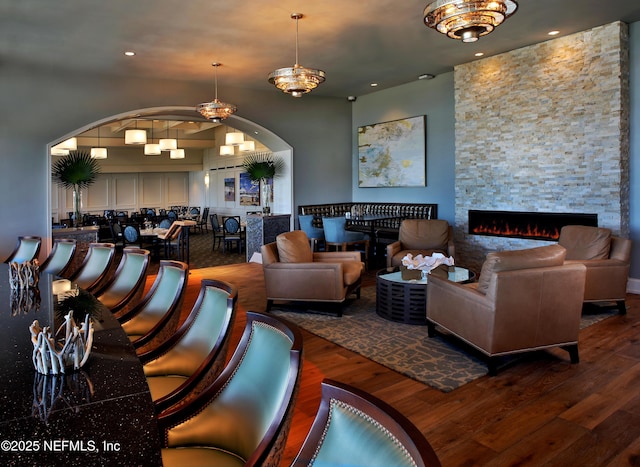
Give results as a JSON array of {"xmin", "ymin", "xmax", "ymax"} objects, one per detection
[
  {"xmin": 52, "ymin": 151, "xmax": 101, "ymax": 227},
  {"xmin": 242, "ymin": 154, "xmax": 284, "ymax": 214}
]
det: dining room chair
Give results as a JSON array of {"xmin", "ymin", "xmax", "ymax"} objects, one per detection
[
  {"xmin": 93, "ymin": 247, "xmax": 150, "ymax": 315},
  {"xmin": 123, "ymin": 223, "xmax": 159, "ymax": 258},
  {"xmin": 158, "ymin": 218, "xmax": 172, "ymax": 229},
  {"xmin": 298, "ymin": 214, "xmax": 325, "ymax": 251},
  {"xmin": 67, "ymin": 242, "xmax": 116, "ymax": 293},
  {"xmin": 4, "ymin": 236, "xmax": 42, "ymax": 264},
  {"xmin": 40, "ymin": 238, "xmax": 76, "ymax": 277},
  {"xmin": 167, "ymin": 210, "xmax": 178, "ymax": 222},
  {"xmin": 322, "ymin": 216, "xmax": 370, "ymax": 268},
  {"xmin": 222, "ymin": 215, "xmax": 244, "ymax": 253},
  {"xmin": 107, "ymin": 220, "xmax": 125, "ymax": 250},
  {"xmin": 209, "ymin": 213, "xmax": 225, "ymax": 251},
  {"xmin": 157, "ymin": 222, "xmax": 184, "ymax": 260},
  {"xmin": 118, "ymin": 260, "xmax": 189, "ymax": 354},
  {"xmin": 157, "ymin": 311, "xmax": 303, "ymax": 467},
  {"xmin": 194, "ymin": 207, "xmax": 209, "ymax": 233},
  {"xmin": 139, "ymin": 279, "xmax": 238, "ymax": 415},
  {"xmin": 291, "ymin": 379, "xmax": 442, "ymax": 467}
]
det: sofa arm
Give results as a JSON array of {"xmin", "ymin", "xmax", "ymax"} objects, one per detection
[
  {"xmin": 427, "ymin": 275, "xmax": 494, "ymax": 349},
  {"xmin": 313, "ymin": 251, "xmax": 361, "ymax": 263},
  {"xmin": 386, "ymin": 241, "xmax": 402, "ymax": 268},
  {"xmin": 263, "ymin": 262, "xmax": 347, "ymax": 301}
]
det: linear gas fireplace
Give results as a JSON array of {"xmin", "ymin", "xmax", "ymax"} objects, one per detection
[{"xmin": 468, "ymin": 210, "xmax": 598, "ymax": 241}]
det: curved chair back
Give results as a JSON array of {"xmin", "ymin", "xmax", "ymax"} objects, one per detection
[
  {"xmin": 292, "ymin": 379, "xmax": 442, "ymax": 467},
  {"xmin": 140, "ymin": 279, "xmax": 238, "ymax": 414},
  {"xmin": 158, "ymin": 218, "xmax": 172, "ymax": 229},
  {"xmin": 68, "ymin": 242, "xmax": 116, "ymax": 292},
  {"xmin": 118, "ymin": 260, "xmax": 189, "ymax": 352},
  {"xmin": 223, "ymin": 215, "xmax": 241, "ymax": 234},
  {"xmin": 299, "ymin": 214, "xmax": 325, "ymax": 252},
  {"xmin": 40, "ymin": 238, "xmax": 76, "ymax": 276},
  {"xmin": 4, "ymin": 236, "xmax": 42, "ymax": 264},
  {"xmin": 167, "ymin": 210, "xmax": 178, "ymax": 222},
  {"xmin": 158, "ymin": 312, "xmax": 303, "ymax": 467},
  {"xmin": 322, "ymin": 216, "xmax": 366, "ymax": 243},
  {"xmin": 94, "ymin": 248, "xmax": 150, "ymax": 314}
]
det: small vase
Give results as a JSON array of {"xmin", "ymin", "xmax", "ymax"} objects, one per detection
[
  {"xmin": 261, "ymin": 180, "xmax": 272, "ymax": 215},
  {"xmin": 72, "ymin": 188, "xmax": 82, "ymax": 227}
]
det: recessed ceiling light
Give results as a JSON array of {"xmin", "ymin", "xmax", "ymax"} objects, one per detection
[
  {"xmin": 548, "ymin": 30, "xmax": 560, "ymax": 36},
  {"xmin": 418, "ymin": 74, "xmax": 435, "ymax": 80},
  {"xmin": 124, "ymin": 51, "xmax": 136, "ymax": 56},
  {"xmin": 370, "ymin": 83, "xmax": 378, "ymax": 87},
  {"xmin": 475, "ymin": 52, "xmax": 484, "ymax": 57}
]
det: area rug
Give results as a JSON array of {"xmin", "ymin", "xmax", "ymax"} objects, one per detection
[{"xmin": 270, "ymin": 287, "xmax": 618, "ymax": 392}]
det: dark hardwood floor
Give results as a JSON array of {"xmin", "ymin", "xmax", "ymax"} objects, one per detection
[{"xmin": 149, "ymin": 237, "xmax": 640, "ymax": 466}]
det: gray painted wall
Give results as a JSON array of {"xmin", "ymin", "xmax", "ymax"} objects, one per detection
[
  {"xmin": 0, "ymin": 60, "xmax": 352, "ymax": 260},
  {"xmin": 350, "ymin": 73, "xmax": 456, "ymax": 224}
]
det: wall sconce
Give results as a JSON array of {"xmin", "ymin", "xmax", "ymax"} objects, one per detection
[{"xmin": 204, "ymin": 172, "xmax": 210, "ymax": 187}]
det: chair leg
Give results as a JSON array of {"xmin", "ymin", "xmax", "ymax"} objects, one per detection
[
  {"xmin": 563, "ymin": 344, "xmax": 580, "ymax": 364},
  {"xmin": 617, "ymin": 300, "xmax": 627, "ymax": 315},
  {"xmin": 427, "ymin": 321, "xmax": 436, "ymax": 338}
]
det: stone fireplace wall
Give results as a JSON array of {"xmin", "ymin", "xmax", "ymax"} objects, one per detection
[{"xmin": 454, "ymin": 22, "xmax": 630, "ymax": 272}]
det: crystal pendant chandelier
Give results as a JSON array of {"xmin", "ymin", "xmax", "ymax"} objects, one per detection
[
  {"xmin": 197, "ymin": 63, "xmax": 237, "ymax": 123},
  {"xmin": 268, "ymin": 13, "xmax": 325, "ymax": 97},
  {"xmin": 423, "ymin": 0, "xmax": 518, "ymax": 43}
]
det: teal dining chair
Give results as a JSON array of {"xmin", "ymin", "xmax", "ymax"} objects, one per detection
[
  {"xmin": 291, "ymin": 379, "xmax": 441, "ymax": 467},
  {"xmin": 118, "ymin": 260, "xmax": 189, "ymax": 354},
  {"xmin": 322, "ymin": 216, "xmax": 370, "ymax": 267},
  {"xmin": 140, "ymin": 279, "xmax": 238, "ymax": 415},
  {"xmin": 298, "ymin": 214, "xmax": 325, "ymax": 251},
  {"xmin": 67, "ymin": 242, "xmax": 116, "ymax": 293},
  {"xmin": 40, "ymin": 238, "xmax": 76, "ymax": 277},
  {"xmin": 93, "ymin": 248, "xmax": 150, "ymax": 314},
  {"xmin": 158, "ymin": 311, "xmax": 303, "ymax": 467},
  {"xmin": 4, "ymin": 236, "xmax": 42, "ymax": 264}
]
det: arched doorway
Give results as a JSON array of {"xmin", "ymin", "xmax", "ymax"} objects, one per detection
[{"xmin": 47, "ymin": 106, "xmax": 294, "ymax": 243}]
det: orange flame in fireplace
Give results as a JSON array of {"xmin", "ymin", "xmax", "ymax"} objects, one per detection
[{"xmin": 471, "ymin": 223, "xmax": 560, "ymax": 240}]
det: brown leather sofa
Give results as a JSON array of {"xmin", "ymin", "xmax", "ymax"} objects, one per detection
[
  {"xmin": 386, "ymin": 219, "xmax": 454, "ymax": 268},
  {"xmin": 426, "ymin": 244, "xmax": 586, "ymax": 375},
  {"xmin": 558, "ymin": 225, "xmax": 632, "ymax": 314},
  {"xmin": 261, "ymin": 230, "xmax": 364, "ymax": 316}
]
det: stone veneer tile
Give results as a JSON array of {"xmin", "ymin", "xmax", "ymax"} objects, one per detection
[{"xmin": 454, "ymin": 22, "xmax": 629, "ymax": 272}]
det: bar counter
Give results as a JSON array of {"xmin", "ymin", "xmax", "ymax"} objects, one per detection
[{"xmin": 0, "ymin": 264, "xmax": 161, "ymax": 466}]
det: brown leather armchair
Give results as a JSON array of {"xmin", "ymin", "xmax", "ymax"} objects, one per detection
[
  {"xmin": 427, "ymin": 244, "xmax": 586, "ymax": 375},
  {"xmin": 558, "ymin": 225, "xmax": 632, "ymax": 314},
  {"xmin": 386, "ymin": 219, "xmax": 454, "ymax": 268},
  {"xmin": 261, "ymin": 230, "xmax": 364, "ymax": 316}
]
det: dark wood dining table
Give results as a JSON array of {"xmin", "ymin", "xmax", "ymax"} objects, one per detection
[{"xmin": 0, "ymin": 264, "xmax": 162, "ymax": 466}]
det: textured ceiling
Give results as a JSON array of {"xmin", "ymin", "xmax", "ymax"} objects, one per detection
[{"xmin": 3, "ymin": 0, "xmax": 640, "ymax": 99}]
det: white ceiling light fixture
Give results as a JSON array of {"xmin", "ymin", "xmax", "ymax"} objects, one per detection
[
  {"xmin": 56, "ymin": 137, "xmax": 77, "ymax": 151},
  {"xmin": 50, "ymin": 146, "xmax": 70, "ymax": 156},
  {"xmin": 220, "ymin": 145, "xmax": 235, "ymax": 156},
  {"xmin": 159, "ymin": 121, "xmax": 177, "ymax": 151},
  {"xmin": 225, "ymin": 132, "xmax": 244, "ymax": 146},
  {"xmin": 170, "ymin": 148, "xmax": 185, "ymax": 159},
  {"xmin": 240, "ymin": 140, "xmax": 255, "ymax": 152},
  {"xmin": 170, "ymin": 130, "xmax": 185, "ymax": 159},
  {"xmin": 124, "ymin": 120, "xmax": 147, "ymax": 145},
  {"xmin": 144, "ymin": 120, "xmax": 161, "ymax": 156},
  {"xmin": 268, "ymin": 13, "xmax": 326, "ymax": 98},
  {"xmin": 423, "ymin": 0, "xmax": 518, "ymax": 43},
  {"xmin": 90, "ymin": 126, "xmax": 108, "ymax": 159},
  {"xmin": 197, "ymin": 63, "xmax": 237, "ymax": 123}
]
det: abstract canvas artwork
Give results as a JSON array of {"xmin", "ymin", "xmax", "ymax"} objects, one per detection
[{"xmin": 358, "ymin": 115, "xmax": 426, "ymax": 187}]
